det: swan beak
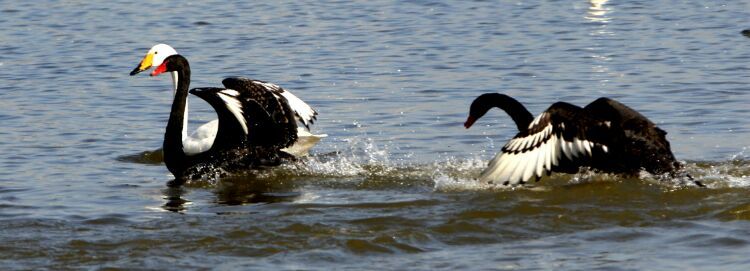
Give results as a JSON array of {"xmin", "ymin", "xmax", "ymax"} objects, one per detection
[
  {"xmin": 464, "ymin": 116, "xmax": 476, "ymax": 129},
  {"xmin": 150, "ymin": 61, "xmax": 168, "ymax": 76},
  {"xmin": 129, "ymin": 53, "xmax": 154, "ymax": 76}
]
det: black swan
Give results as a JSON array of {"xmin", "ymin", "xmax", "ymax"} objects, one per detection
[
  {"xmin": 464, "ymin": 93, "xmax": 681, "ymax": 186},
  {"xmin": 130, "ymin": 44, "xmax": 325, "ymax": 158},
  {"xmin": 130, "ymin": 52, "xmax": 321, "ymax": 182}
]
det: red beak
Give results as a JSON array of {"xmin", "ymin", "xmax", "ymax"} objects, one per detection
[
  {"xmin": 464, "ymin": 116, "xmax": 476, "ymax": 129},
  {"xmin": 150, "ymin": 61, "xmax": 168, "ymax": 76}
]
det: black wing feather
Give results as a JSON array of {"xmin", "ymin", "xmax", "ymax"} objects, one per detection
[{"xmin": 221, "ymin": 77, "xmax": 298, "ymax": 149}]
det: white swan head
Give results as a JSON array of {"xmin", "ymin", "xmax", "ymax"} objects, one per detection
[{"xmin": 129, "ymin": 44, "xmax": 178, "ymax": 76}]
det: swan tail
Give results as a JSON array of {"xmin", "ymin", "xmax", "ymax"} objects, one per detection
[{"xmin": 281, "ymin": 127, "xmax": 328, "ymax": 157}]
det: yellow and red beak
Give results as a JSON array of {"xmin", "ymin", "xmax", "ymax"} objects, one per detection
[
  {"xmin": 150, "ymin": 61, "xmax": 168, "ymax": 76},
  {"xmin": 129, "ymin": 52, "xmax": 154, "ymax": 76}
]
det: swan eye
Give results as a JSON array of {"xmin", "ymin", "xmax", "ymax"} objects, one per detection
[{"xmin": 154, "ymin": 51, "xmax": 158, "ymax": 55}]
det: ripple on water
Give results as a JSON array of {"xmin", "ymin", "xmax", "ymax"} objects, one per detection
[
  {"xmin": 81, "ymin": 215, "xmax": 132, "ymax": 226},
  {"xmin": 2, "ymin": 0, "xmax": 750, "ymax": 269}
]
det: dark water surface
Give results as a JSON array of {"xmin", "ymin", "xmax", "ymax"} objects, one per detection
[{"xmin": 2, "ymin": 0, "xmax": 750, "ymax": 269}]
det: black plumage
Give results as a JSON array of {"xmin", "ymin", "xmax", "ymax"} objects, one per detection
[
  {"xmin": 465, "ymin": 93, "xmax": 680, "ymax": 185},
  {"xmin": 153, "ymin": 55, "xmax": 309, "ymax": 183}
]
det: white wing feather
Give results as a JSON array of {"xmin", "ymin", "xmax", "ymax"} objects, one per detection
[
  {"xmin": 479, "ymin": 121, "xmax": 601, "ymax": 186},
  {"xmin": 252, "ymin": 80, "xmax": 317, "ymax": 129}
]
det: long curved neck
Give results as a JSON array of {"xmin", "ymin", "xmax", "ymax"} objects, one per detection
[
  {"xmin": 163, "ymin": 67, "xmax": 191, "ymax": 174},
  {"xmin": 170, "ymin": 71, "xmax": 189, "ymax": 141},
  {"xmin": 470, "ymin": 93, "xmax": 534, "ymax": 131}
]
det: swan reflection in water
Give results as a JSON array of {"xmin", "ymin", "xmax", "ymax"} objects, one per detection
[
  {"xmin": 160, "ymin": 175, "xmax": 302, "ymax": 213},
  {"xmin": 162, "ymin": 186, "xmax": 191, "ymax": 213}
]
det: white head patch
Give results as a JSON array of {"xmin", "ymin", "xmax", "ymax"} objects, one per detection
[{"xmin": 148, "ymin": 44, "xmax": 178, "ymax": 68}]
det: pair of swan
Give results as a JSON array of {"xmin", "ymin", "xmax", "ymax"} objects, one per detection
[{"xmin": 130, "ymin": 44, "xmax": 682, "ymax": 186}]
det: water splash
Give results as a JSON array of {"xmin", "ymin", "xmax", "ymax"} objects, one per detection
[
  {"xmin": 729, "ymin": 146, "xmax": 749, "ymax": 161},
  {"xmin": 119, "ymin": 138, "xmax": 750, "ymax": 190},
  {"xmin": 685, "ymin": 160, "xmax": 750, "ymax": 188}
]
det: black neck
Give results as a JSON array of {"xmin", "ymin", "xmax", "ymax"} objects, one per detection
[
  {"xmin": 163, "ymin": 67, "xmax": 191, "ymax": 175},
  {"xmin": 469, "ymin": 93, "xmax": 533, "ymax": 131}
]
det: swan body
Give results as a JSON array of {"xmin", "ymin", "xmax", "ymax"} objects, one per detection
[
  {"xmin": 182, "ymin": 119, "xmax": 218, "ymax": 155},
  {"xmin": 130, "ymin": 44, "xmax": 326, "ymax": 158},
  {"xmin": 131, "ymin": 48, "xmax": 324, "ymax": 181},
  {"xmin": 465, "ymin": 93, "xmax": 680, "ymax": 186}
]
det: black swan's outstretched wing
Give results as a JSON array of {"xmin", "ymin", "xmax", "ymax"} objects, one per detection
[
  {"xmin": 189, "ymin": 81, "xmax": 300, "ymax": 150},
  {"xmin": 479, "ymin": 102, "xmax": 613, "ymax": 185},
  {"xmin": 222, "ymin": 77, "xmax": 317, "ymax": 129}
]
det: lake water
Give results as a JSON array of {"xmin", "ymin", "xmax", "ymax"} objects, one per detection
[{"xmin": 2, "ymin": 0, "xmax": 750, "ymax": 269}]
